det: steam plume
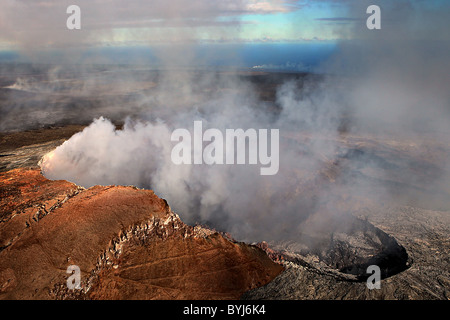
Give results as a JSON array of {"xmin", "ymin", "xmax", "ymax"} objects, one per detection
[{"xmin": 35, "ymin": 0, "xmax": 450, "ymax": 243}]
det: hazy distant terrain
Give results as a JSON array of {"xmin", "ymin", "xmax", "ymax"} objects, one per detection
[
  {"xmin": 0, "ymin": 65, "xmax": 449, "ymax": 299},
  {"xmin": 0, "ymin": 63, "xmax": 322, "ymax": 132}
]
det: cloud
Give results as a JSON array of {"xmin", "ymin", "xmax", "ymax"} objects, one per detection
[
  {"xmin": 12, "ymin": 0, "xmax": 449, "ymax": 247},
  {"xmin": 315, "ymin": 17, "xmax": 360, "ymax": 22},
  {"xmin": 242, "ymin": 0, "xmax": 300, "ymax": 14},
  {"xmin": 0, "ymin": 0, "xmax": 302, "ymax": 50}
]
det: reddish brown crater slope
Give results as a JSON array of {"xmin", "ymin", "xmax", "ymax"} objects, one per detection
[{"xmin": 0, "ymin": 168, "xmax": 283, "ymax": 300}]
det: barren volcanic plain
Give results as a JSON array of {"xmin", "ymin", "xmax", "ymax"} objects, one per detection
[{"xmin": 0, "ymin": 65, "xmax": 449, "ymax": 300}]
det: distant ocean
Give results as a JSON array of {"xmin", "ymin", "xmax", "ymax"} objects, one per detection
[
  {"xmin": 239, "ymin": 42, "xmax": 337, "ymax": 72},
  {"xmin": 0, "ymin": 42, "xmax": 337, "ymax": 73}
]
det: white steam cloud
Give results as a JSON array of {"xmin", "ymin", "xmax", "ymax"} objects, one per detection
[
  {"xmin": 40, "ymin": 73, "xmax": 339, "ymax": 241},
  {"xmin": 39, "ymin": 0, "xmax": 450, "ymax": 243}
]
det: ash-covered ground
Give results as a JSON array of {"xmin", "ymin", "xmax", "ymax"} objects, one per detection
[{"xmin": 1, "ymin": 64, "xmax": 448, "ymax": 299}]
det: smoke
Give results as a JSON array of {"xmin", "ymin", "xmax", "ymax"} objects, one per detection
[
  {"xmin": 39, "ymin": 67, "xmax": 341, "ymax": 241},
  {"xmin": 33, "ymin": 0, "xmax": 450, "ymax": 244},
  {"xmin": 0, "ymin": 0, "xmax": 296, "ymax": 54},
  {"xmin": 326, "ymin": 0, "xmax": 450, "ymax": 211},
  {"xmin": 327, "ymin": 0, "xmax": 450, "ymax": 135}
]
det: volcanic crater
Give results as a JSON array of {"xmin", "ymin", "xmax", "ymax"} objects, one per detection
[
  {"xmin": 0, "ymin": 70, "xmax": 448, "ymax": 300},
  {"xmin": 0, "ymin": 129, "xmax": 419, "ymax": 300}
]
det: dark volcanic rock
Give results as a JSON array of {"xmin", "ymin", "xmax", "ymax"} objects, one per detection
[
  {"xmin": 0, "ymin": 125, "xmax": 86, "ymax": 172},
  {"xmin": 244, "ymin": 206, "xmax": 449, "ymax": 300},
  {"xmin": 256, "ymin": 213, "xmax": 411, "ymax": 283}
]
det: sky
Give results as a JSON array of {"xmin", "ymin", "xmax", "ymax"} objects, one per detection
[
  {"xmin": 0, "ymin": 0, "xmax": 448, "ymax": 63},
  {"xmin": 0, "ymin": 0, "xmax": 356, "ymax": 50}
]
